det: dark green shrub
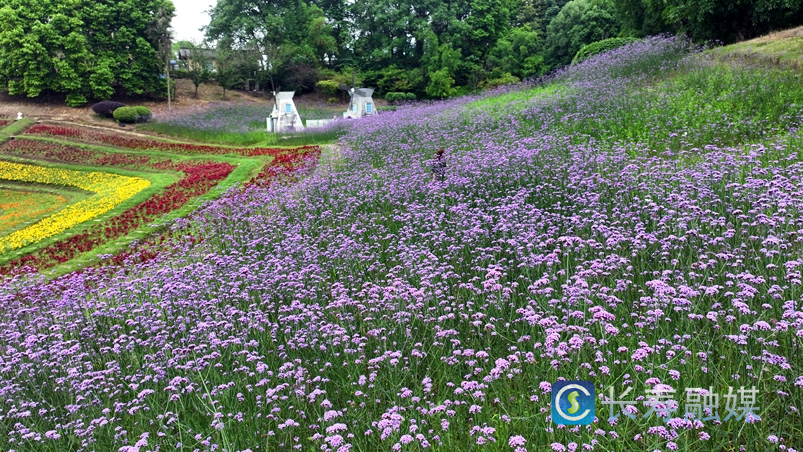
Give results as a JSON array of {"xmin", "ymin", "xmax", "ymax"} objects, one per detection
[
  {"xmin": 316, "ymin": 80, "xmax": 340, "ymax": 96},
  {"xmin": 572, "ymin": 37, "xmax": 640, "ymax": 65},
  {"xmin": 113, "ymin": 106, "xmax": 139, "ymax": 123},
  {"xmin": 92, "ymin": 101, "xmax": 126, "ymax": 118},
  {"xmin": 480, "ymin": 72, "xmax": 520, "ymax": 89},
  {"xmin": 385, "ymin": 92, "xmax": 416, "ymax": 104},
  {"xmin": 134, "ymin": 106, "xmax": 152, "ymax": 122}
]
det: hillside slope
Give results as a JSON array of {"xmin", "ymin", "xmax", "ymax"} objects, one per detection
[
  {"xmin": 709, "ymin": 25, "xmax": 803, "ymax": 70},
  {"xmin": 2, "ymin": 35, "xmax": 803, "ymax": 452}
]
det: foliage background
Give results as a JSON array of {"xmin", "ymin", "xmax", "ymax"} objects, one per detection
[
  {"xmin": 0, "ymin": 0, "xmax": 802, "ymax": 103},
  {"xmin": 0, "ymin": 0, "xmax": 174, "ymax": 106}
]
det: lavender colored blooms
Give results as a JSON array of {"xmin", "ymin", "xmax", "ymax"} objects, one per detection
[
  {"xmin": 1, "ymin": 35, "xmax": 803, "ymax": 451},
  {"xmin": 509, "ymin": 435, "xmax": 526, "ymax": 447}
]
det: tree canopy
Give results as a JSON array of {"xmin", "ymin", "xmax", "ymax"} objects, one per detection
[
  {"xmin": 545, "ymin": 0, "xmax": 619, "ymax": 68},
  {"xmin": 0, "ymin": 0, "xmax": 174, "ymax": 106},
  {"xmin": 205, "ymin": 0, "xmax": 802, "ymax": 100},
  {"xmin": 1, "ymin": 0, "xmax": 802, "ymax": 104}
]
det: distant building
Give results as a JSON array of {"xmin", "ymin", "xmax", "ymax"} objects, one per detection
[
  {"xmin": 178, "ymin": 48, "xmax": 266, "ymax": 91},
  {"xmin": 177, "ymin": 48, "xmax": 217, "ymax": 71},
  {"xmin": 343, "ymin": 88, "xmax": 376, "ymax": 119}
]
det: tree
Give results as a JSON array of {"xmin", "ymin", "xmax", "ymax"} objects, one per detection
[
  {"xmin": 307, "ymin": 0, "xmax": 353, "ymax": 62},
  {"xmin": 215, "ymin": 38, "xmax": 246, "ymax": 100},
  {"xmin": 306, "ymin": 4, "xmax": 337, "ymax": 63},
  {"xmin": 0, "ymin": 0, "xmax": 174, "ymax": 106},
  {"xmin": 182, "ymin": 42, "xmax": 214, "ymax": 98},
  {"xmin": 487, "ymin": 26, "xmax": 547, "ymax": 79},
  {"xmin": 542, "ymin": 0, "xmax": 573, "ymax": 34},
  {"xmin": 609, "ymin": 0, "xmax": 803, "ymax": 43},
  {"xmin": 206, "ymin": 0, "xmax": 338, "ymax": 93},
  {"xmin": 545, "ymin": 0, "xmax": 619, "ymax": 68},
  {"xmin": 659, "ymin": 0, "xmax": 803, "ymax": 43},
  {"xmin": 514, "ymin": 0, "xmax": 547, "ymax": 29},
  {"xmin": 425, "ymin": 68, "xmax": 454, "ymax": 98},
  {"xmin": 147, "ymin": 5, "xmax": 174, "ymax": 108},
  {"xmin": 609, "ymin": 0, "xmax": 666, "ymax": 37}
]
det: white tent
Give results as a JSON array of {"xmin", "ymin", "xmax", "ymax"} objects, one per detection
[
  {"xmin": 343, "ymin": 88, "xmax": 377, "ymax": 119},
  {"xmin": 268, "ymin": 91, "xmax": 304, "ymax": 133}
]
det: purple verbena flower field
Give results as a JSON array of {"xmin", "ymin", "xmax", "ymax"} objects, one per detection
[
  {"xmin": 143, "ymin": 101, "xmax": 344, "ymax": 146},
  {"xmin": 1, "ymin": 36, "xmax": 803, "ymax": 452}
]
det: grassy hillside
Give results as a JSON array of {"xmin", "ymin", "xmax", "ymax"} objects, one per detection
[{"xmin": 708, "ymin": 25, "xmax": 803, "ymax": 70}]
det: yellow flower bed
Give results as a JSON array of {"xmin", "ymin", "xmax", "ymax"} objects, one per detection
[{"xmin": 0, "ymin": 161, "xmax": 150, "ymax": 253}]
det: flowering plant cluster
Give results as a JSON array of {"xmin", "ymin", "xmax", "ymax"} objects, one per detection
[
  {"xmin": 246, "ymin": 146, "xmax": 322, "ymax": 188},
  {"xmin": 0, "ymin": 161, "xmax": 149, "ymax": 252},
  {"xmin": 0, "ymin": 139, "xmax": 321, "ymax": 274},
  {"xmin": 0, "ymin": 157, "xmax": 232, "ymax": 274},
  {"xmin": 1, "ymin": 139, "xmax": 161, "ymax": 166}
]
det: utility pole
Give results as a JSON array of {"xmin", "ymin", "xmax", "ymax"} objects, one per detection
[{"xmin": 165, "ymin": 36, "xmax": 172, "ymax": 111}]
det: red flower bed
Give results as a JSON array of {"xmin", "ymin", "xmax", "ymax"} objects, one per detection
[
  {"xmin": 1, "ymin": 139, "xmax": 159, "ymax": 166},
  {"xmin": 0, "ymin": 119, "xmax": 10, "ymax": 127},
  {"xmin": 246, "ymin": 146, "xmax": 322, "ymax": 188},
  {"xmin": 26, "ymin": 124, "xmax": 318, "ymax": 157},
  {"xmin": 0, "ymin": 139, "xmax": 321, "ymax": 275},
  {"xmin": 0, "ymin": 143, "xmax": 235, "ymax": 274}
]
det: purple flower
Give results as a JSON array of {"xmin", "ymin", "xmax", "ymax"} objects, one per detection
[{"xmin": 509, "ymin": 435, "xmax": 526, "ymax": 447}]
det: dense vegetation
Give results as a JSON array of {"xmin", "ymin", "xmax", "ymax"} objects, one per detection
[
  {"xmin": 2, "ymin": 0, "xmax": 800, "ymax": 104},
  {"xmin": 205, "ymin": 0, "xmax": 803, "ymax": 98},
  {"xmin": 0, "ymin": 0, "xmax": 174, "ymax": 106}
]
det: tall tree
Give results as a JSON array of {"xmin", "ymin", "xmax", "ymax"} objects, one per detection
[
  {"xmin": 307, "ymin": 0, "xmax": 352, "ymax": 63},
  {"xmin": 0, "ymin": 0, "xmax": 174, "ymax": 106},
  {"xmin": 545, "ymin": 0, "xmax": 619, "ymax": 68},
  {"xmin": 206, "ymin": 0, "xmax": 337, "ymax": 92},
  {"xmin": 487, "ymin": 26, "xmax": 547, "ymax": 79},
  {"xmin": 609, "ymin": 0, "xmax": 666, "ymax": 37},
  {"xmin": 659, "ymin": 0, "xmax": 803, "ymax": 42},
  {"xmin": 215, "ymin": 37, "xmax": 246, "ymax": 100},
  {"xmin": 181, "ymin": 42, "xmax": 214, "ymax": 98},
  {"xmin": 514, "ymin": 0, "xmax": 547, "ymax": 30},
  {"xmin": 147, "ymin": 5, "xmax": 173, "ymax": 108}
]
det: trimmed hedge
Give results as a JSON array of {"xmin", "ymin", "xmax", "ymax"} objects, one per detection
[
  {"xmin": 134, "ymin": 106, "xmax": 152, "ymax": 123},
  {"xmin": 113, "ymin": 107, "xmax": 139, "ymax": 123},
  {"xmin": 92, "ymin": 101, "xmax": 126, "ymax": 118},
  {"xmin": 112, "ymin": 106, "xmax": 152, "ymax": 123},
  {"xmin": 572, "ymin": 37, "xmax": 640, "ymax": 65},
  {"xmin": 384, "ymin": 92, "xmax": 416, "ymax": 103}
]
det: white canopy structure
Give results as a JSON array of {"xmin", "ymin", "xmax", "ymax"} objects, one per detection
[
  {"xmin": 268, "ymin": 91, "xmax": 304, "ymax": 133},
  {"xmin": 343, "ymin": 88, "xmax": 376, "ymax": 119}
]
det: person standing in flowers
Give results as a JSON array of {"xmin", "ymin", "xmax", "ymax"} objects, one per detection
[{"xmin": 431, "ymin": 148, "xmax": 446, "ymax": 182}]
